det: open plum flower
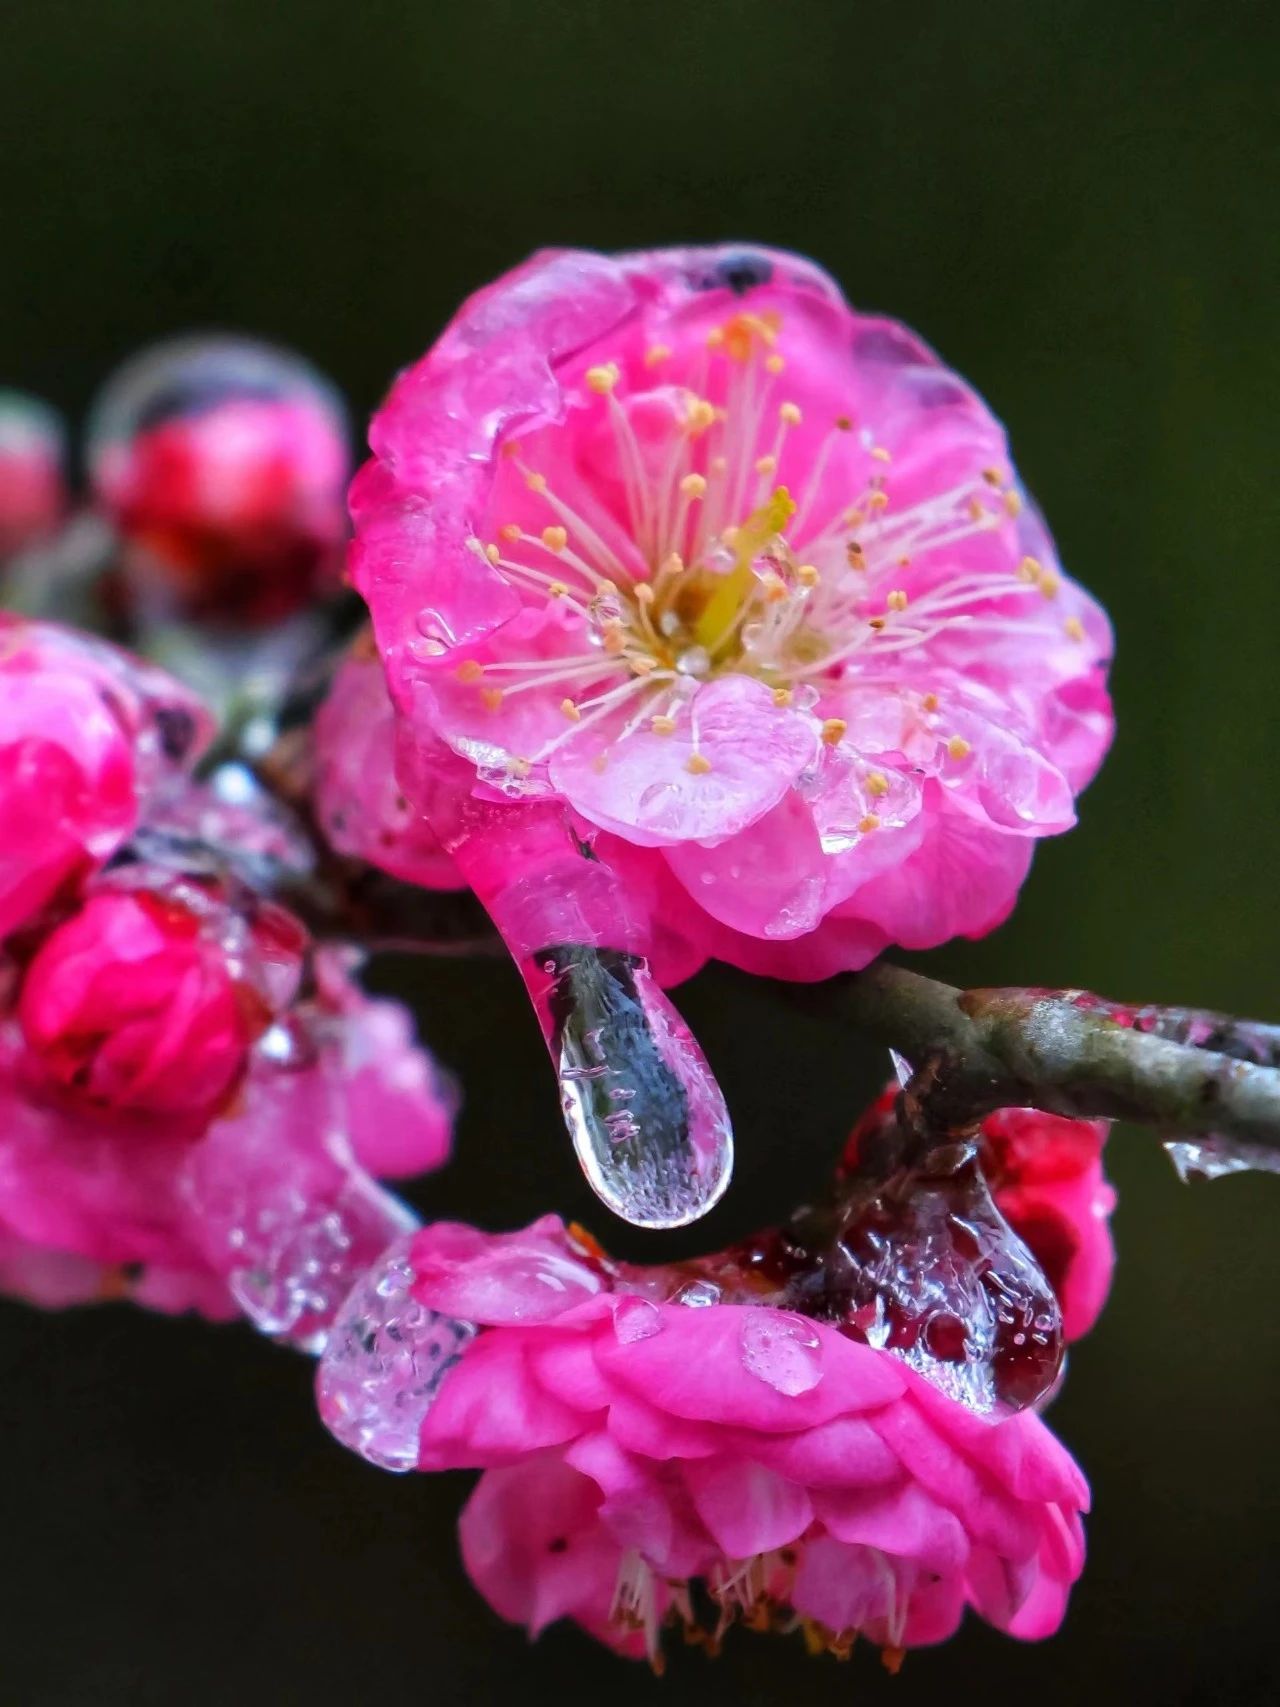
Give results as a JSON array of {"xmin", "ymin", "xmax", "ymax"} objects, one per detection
[
  {"xmin": 315, "ymin": 1092, "xmax": 1114, "ymax": 1661},
  {"xmin": 319, "ymin": 1203, "xmax": 1087, "ymax": 1667},
  {"xmin": 352, "ymin": 244, "xmax": 1113, "ymax": 1229}
]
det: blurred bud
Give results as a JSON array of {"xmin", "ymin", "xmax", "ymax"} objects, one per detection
[
  {"xmin": 87, "ymin": 335, "xmax": 349, "ymax": 625},
  {"xmin": 0, "ymin": 391, "xmax": 66, "ymax": 562}
]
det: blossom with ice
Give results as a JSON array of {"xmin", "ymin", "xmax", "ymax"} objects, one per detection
[
  {"xmin": 353, "ymin": 243, "xmax": 1112, "ymax": 983},
  {"xmin": 356, "ymin": 1215, "xmax": 1086, "ymax": 1666}
]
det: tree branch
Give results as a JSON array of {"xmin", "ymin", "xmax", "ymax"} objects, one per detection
[{"xmin": 836, "ymin": 963, "xmax": 1280, "ymax": 1162}]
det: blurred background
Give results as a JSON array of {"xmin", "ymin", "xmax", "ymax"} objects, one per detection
[{"xmin": 2, "ymin": 1, "xmax": 1277, "ymax": 1702}]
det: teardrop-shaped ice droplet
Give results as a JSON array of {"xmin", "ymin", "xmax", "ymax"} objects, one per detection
[
  {"xmin": 534, "ymin": 944, "xmax": 733, "ymax": 1230},
  {"xmin": 315, "ymin": 1235, "xmax": 477, "ymax": 1471},
  {"xmin": 1164, "ymin": 1133, "xmax": 1280, "ymax": 1183}
]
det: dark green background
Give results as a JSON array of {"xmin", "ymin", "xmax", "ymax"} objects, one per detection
[{"xmin": 2, "ymin": 2, "xmax": 1278, "ymax": 1703}]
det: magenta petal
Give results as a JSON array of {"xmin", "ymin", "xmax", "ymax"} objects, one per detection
[
  {"xmin": 551, "ymin": 676, "xmax": 818, "ymax": 846},
  {"xmin": 683, "ymin": 1457, "xmax": 813, "ymax": 1557}
]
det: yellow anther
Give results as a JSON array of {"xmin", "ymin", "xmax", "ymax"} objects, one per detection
[
  {"xmin": 679, "ymin": 473, "xmax": 708, "ymax": 499},
  {"xmin": 547, "ymin": 580, "xmax": 569, "ymax": 599},
  {"xmin": 1018, "ymin": 555, "xmax": 1042, "ymax": 583},
  {"xmin": 821, "ymin": 718, "xmax": 848, "ymax": 746},
  {"xmin": 1064, "ymin": 615, "xmax": 1086, "ymax": 642},
  {"xmin": 629, "ymin": 657, "xmax": 657, "ymax": 676},
  {"xmin": 590, "ymin": 751, "xmax": 609, "ymax": 774},
  {"xmin": 1004, "ymin": 489, "xmax": 1023, "ymax": 518},
  {"xmin": 524, "ymin": 471, "xmax": 547, "ymax": 493},
  {"xmin": 723, "ymin": 311, "xmax": 778, "ymax": 361},
  {"xmin": 706, "ymin": 326, "xmax": 726, "ymax": 349},
  {"xmin": 541, "ymin": 525, "xmax": 568, "ymax": 553},
  {"xmin": 761, "ymin": 572, "xmax": 788, "ymax": 603},
  {"xmin": 946, "ymin": 735, "xmax": 972, "ymax": 760},
  {"xmin": 560, "ymin": 698, "xmax": 581, "ymax": 721},
  {"xmin": 897, "ymin": 554, "xmax": 912, "ymax": 568},
  {"xmin": 868, "ymin": 490, "xmax": 890, "ymax": 511},
  {"xmin": 868, "ymin": 616, "xmax": 887, "ymax": 631},
  {"xmin": 635, "ymin": 582, "xmax": 656, "ymax": 606},
  {"xmin": 685, "ymin": 398, "xmax": 716, "ymax": 435},
  {"xmin": 887, "ymin": 589, "xmax": 909, "ymax": 612},
  {"xmin": 660, "ymin": 552, "xmax": 685, "ymax": 576},
  {"xmin": 754, "ymin": 453, "xmax": 778, "ymax": 476},
  {"xmin": 499, "ymin": 522, "xmax": 522, "ymax": 543},
  {"xmin": 455, "ymin": 659, "xmax": 483, "ymax": 683},
  {"xmin": 644, "ymin": 343, "xmax": 672, "ymax": 367},
  {"xmin": 710, "ymin": 455, "xmax": 729, "ymax": 475},
  {"xmin": 866, "ymin": 770, "xmax": 890, "ymax": 797},
  {"xmin": 871, "ymin": 445, "xmax": 892, "ymax": 463},
  {"xmin": 685, "ymin": 752, "xmax": 713, "ymax": 775},
  {"xmin": 982, "ymin": 466, "xmax": 1005, "ymax": 487},
  {"xmin": 585, "ymin": 362, "xmax": 620, "ymax": 395},
  {"xmin": 796, "ymin": 563, "xmax": 820, "ymax": 588},
  {"xmin": 719, "ymin": 525, "xmax": 739, "ymax": 547},
  {"xmin": 922, "ymin": 692, "xmax": 940, "ymax": 712},
  {"xmin": 779, "ymin": 402, "xmax": 802, "ymax": 426},
  {"xmin": 846, "ymin": 542, "xmax": 867, "ymax": 570},
  {"xmin": 602, "ymin": 622, "xmax": 626, "ymax": 655},
  {"xmin": 772, "ymin": 687, "xmax": 794, "ymax": 707},
  {"xmin": 651, "ymin": 714, "xmax": 677, "ymax": 735},
  {"xmin": 857, "ymin": 813, "xmax": 881, "ymax": 834},
  {"xmin": 765, "ymin": 353, "xmax": 786, "ymax": 374},
  {"xmin": 966, "ymin": 495, "xmax": 987, "ymax": 521},
  {"xmin": 481, "ymin": 687, "xmax": 504, "ymax": 711},
  {"xmin": 1038, "ymin": 569, "xmax": 1061, "ymax": 599},
  {"xmin": 485, "ymin": 543, "xmax": 501, "ymax": 564},
  {"xmin": 507, "ymin": 757, "xmax": 531, "ymax": 778}
]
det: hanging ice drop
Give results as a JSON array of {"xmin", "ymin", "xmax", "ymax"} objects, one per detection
[{"xmin": 533, "ymin": 944, "xmax": 733, "ymax": 1230}]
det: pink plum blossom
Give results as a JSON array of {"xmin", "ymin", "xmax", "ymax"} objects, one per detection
[
  {"xmin": 0, "ymin": 879, "xmax": 456, "ymax": 1341},
  {"xmin": 352, "ymin": 244, "xmax": 1113, "ymax": 984},
  {"xmin": 312, "ymin": 641, "xmax": 460, "ymax": 890},
  {"xmin": 0, "ymin": 614, "xmax": 211, "ymax": 943},
  {"xmin": 402, "ymin": 1215, "xmax": 1087, "ymax": 1665},
  {"xmin": 17, "ymin": 879, "xmax": 292, "ymax": 1130}
]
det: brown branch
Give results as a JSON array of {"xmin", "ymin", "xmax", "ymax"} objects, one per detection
[{"xmin": 837, "ymin": 964, "xmax": 1280, "ymax": 1161}]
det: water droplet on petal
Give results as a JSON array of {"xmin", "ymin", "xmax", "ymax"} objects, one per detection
[
  {"xmin": 676, "ymin": 645, "xmax": 711, "ymax": 679},
  {"xmin": 740, "ymin": 1310, "xmax": 824, "ymax": 1396},
  {"xmin": 792, "ymin": 684, "xmax": 820, "ymax": 711},
  {"xmin": 613, "ymin": 1294, "xmax": 663, "ymax": 1343},
  {"xmin": 316, "ymin": 1235, "xmax": 477, "ymax": 1471}
]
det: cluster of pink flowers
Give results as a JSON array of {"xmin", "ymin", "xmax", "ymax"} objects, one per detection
[
  {"xmin": 0, "ymin": 613, "xmax": 454, "ymax": 1338},
  {"xmin": 3, "ymin": 242, "xmax": 1127, "ymax": 1673}
]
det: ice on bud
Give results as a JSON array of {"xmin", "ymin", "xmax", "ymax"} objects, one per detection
[
  {"xmin": 316, "ymin": 1235, "xmax": 476, "ymax": 1471},
  {"xmin": 535, "ymin": 945, "xmax": 733, "ymax": 1230}
]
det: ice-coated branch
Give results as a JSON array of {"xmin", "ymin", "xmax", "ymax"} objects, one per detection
[{"xmin": 836, "ymin": 963, "xmax": 1280, "ymax": 1162}]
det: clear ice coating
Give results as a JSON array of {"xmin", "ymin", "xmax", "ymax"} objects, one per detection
[
  {"xmin": 1164, "ymin": 1134, "xmax": 1280, "ymax": 1183},
  {"xmin": 315, "ymin": 1235, "xmax": 477, "ymax": 1471},
  {"xmin": 535, "ymin": 944, "xmax": 733, "ymax": 1230}
]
